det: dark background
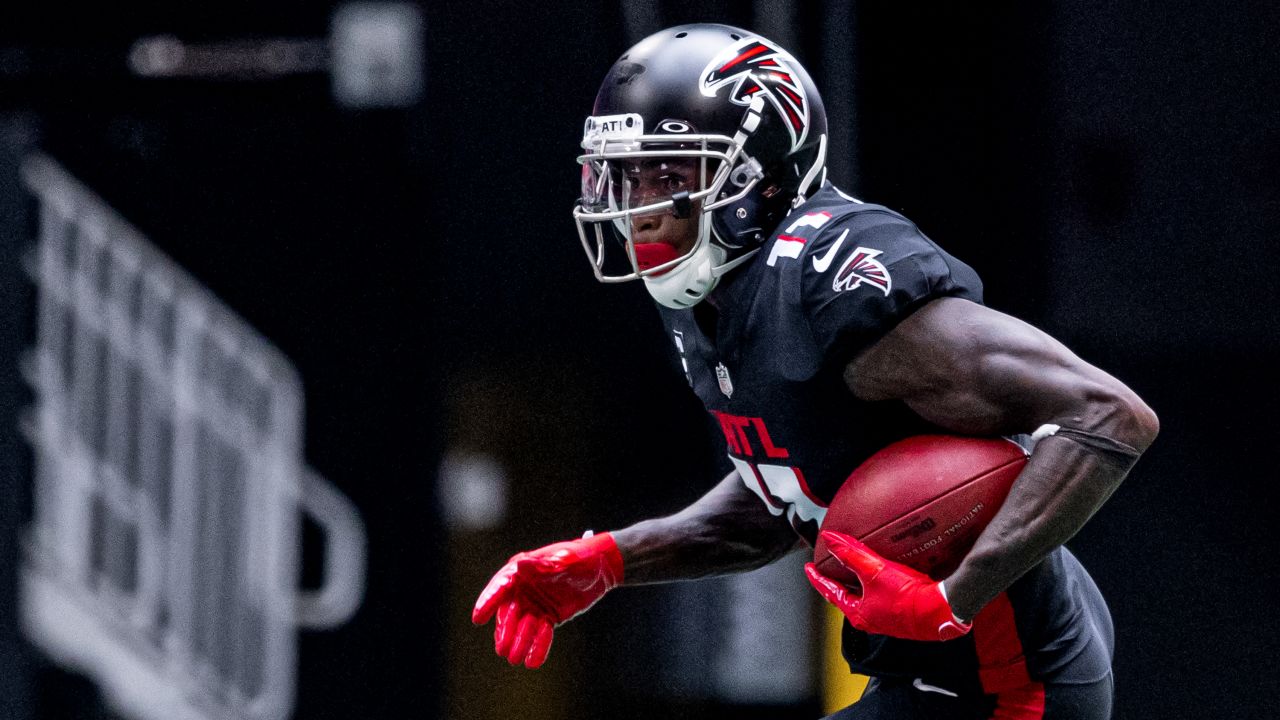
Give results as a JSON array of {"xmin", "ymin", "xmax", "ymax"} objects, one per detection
[{"xmin": 2, "ymin": 2, "xmax": 1278, "ymax": 718}]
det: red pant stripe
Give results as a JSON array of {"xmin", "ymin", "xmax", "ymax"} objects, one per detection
[{"xmin": 972, "ymin": 591, "xmax": 1045, "ymax": 717}]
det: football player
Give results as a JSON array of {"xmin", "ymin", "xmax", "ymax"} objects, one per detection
[{"xmin": 473, "ymin": 24, "xmax": 1158, "ymax": 719}]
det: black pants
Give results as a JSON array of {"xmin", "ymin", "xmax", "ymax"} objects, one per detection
[{"xmin": 822, "ymin": 672, "xmax": 1114, "ymax": 720}]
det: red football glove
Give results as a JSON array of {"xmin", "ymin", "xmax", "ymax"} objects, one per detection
[
  {"xmin": 471, "ymin": 532, "xmax": 624, "ymax": 668},
  {"xmin": 805, "ymin": 530, "xmax": 972, "ymax": 642}
]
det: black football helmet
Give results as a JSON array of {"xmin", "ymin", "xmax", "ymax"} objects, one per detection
[{"xmin": 574, "ymin": 23, "xmax": 829, "ymax": 308}]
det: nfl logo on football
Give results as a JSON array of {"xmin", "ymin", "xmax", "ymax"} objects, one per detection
[{"xmin": 716, "ymin": 363, "xmax": 734, "ymax": 398}]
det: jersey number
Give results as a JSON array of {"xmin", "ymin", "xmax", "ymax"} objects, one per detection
[
  {"xmin": 713, "ymin": 410, "xmax": 828, "ymax": 527},
  {"xmin": 729, "ymin": 457, "xmax": 828, "ymax": 528}
]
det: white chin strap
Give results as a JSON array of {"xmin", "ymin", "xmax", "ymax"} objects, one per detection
[{"xmin": 643, "ymin": 243, "xmax": 759, "ymax": 309}]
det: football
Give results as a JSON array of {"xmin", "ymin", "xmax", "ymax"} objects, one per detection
[{"xmin": 814, "ymin": 435, "xmax": 1028, "ymax": 583}]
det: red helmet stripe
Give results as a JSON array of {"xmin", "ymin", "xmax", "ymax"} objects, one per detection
[
  {"xmin": 783, "ymin": 101, "xmax": 802, "ymax": 131},
  {"xmin": 718, "ymin": 43, "xmax": 769, "ymax": 72}
]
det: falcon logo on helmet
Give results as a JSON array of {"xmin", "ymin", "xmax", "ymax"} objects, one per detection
[
  {"xmin": 700, "ymin": 38, "xmax": 810, "ymax": 153},
  {"xmin": 833, "ymin": 247, "xmax": 892, "ymax": 295}
]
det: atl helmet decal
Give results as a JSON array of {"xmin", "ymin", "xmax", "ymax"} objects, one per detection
[
  {"xmin": 700, "ymin": 37, "xmax": 810, "ymax": 153},
  {"xmin": 832, "ymin": 247, "xmax": 892, "ymax": 295}
]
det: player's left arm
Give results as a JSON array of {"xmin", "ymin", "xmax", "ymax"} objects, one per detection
[{"xmin": 844, "ymin": 296, "xmax": 1160, "ymax": 621}]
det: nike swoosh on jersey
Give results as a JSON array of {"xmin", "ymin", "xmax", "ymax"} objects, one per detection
[
  {"xmin": 811, "ymin": 228, "xmax": 849, "ymax": 272},
  {"xmin": 912, "ymin": 678, "xmax": 959, "ymax": 698}
]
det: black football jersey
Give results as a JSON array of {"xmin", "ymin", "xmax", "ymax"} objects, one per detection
[
  {"xmin": 656, "ymin": 182, "xmax": 983, "ymax": 543},
  {"xmin": 654, "ymin": 183, "xmax": 1113, "ymax": 689}
]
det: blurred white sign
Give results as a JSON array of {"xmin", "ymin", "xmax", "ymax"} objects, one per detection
[
  {"xmin": 331, "ymin": 2, "xmax": 425, "ymax": 108},
  {"xmin": 19, "ymin": 155, "xmax": 366, "ymax": 720}
]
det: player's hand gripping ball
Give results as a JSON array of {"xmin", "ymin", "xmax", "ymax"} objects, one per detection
[
  {"xmin": 814, "ymin": 435, "xmax": 1027, "ymax": 581},
  {"xmin": 806, "ymin": 531, "xmax": 972, "ymax": 642},
  {"xmin": 807, "ymin": 435, "xmax": 1028, "ymax": 642},
  {"xmin": 471, "ymin": 532, "xmax": 624, "ymax": 668}
]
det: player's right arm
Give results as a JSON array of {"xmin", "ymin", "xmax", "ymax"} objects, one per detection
[
  {"xmin": 472, "ymin": 471, "xmax": 799, "ymax": 667},
  {"xmin": 611, "ymin": 470, "xmax": 803, "ymax": 583}
]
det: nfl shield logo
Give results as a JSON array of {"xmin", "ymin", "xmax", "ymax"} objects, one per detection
[{"xmin": 715, "ymin": 363, "xmax": 734, "ymax": 398}]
